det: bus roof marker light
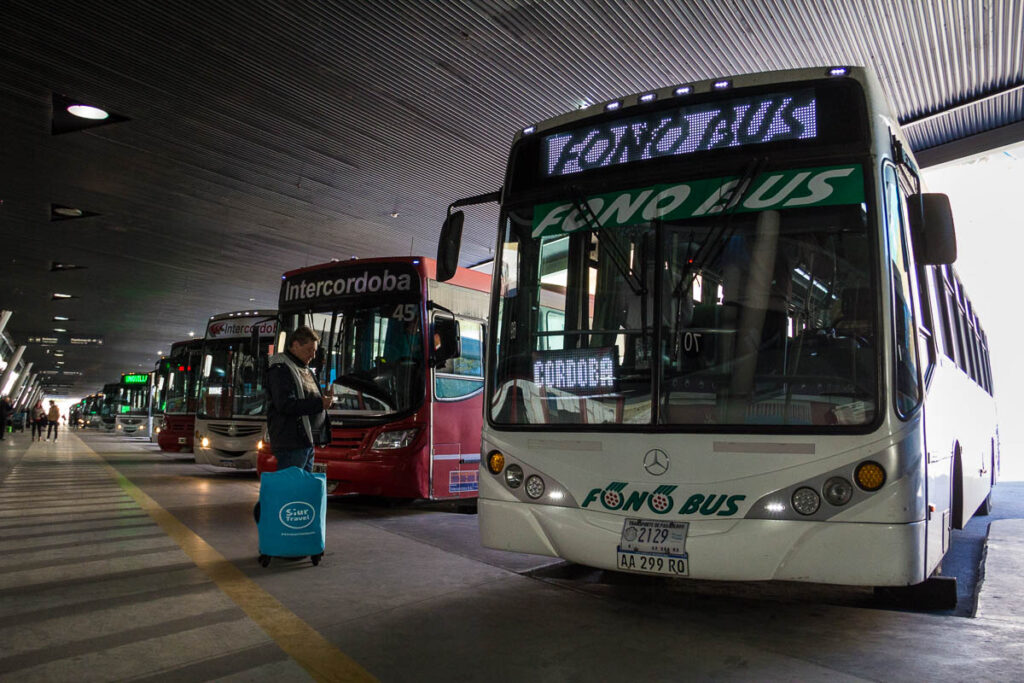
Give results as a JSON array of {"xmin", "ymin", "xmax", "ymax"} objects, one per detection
[
  {"xmin": 639, "ymin": 92, "xmax": 656, "ymax": 103},
  {"xmin": 828, "ymin": 67, "xmax": 850, "ymax": 77},
  {"xmin": 713, "ymin": 80, "xmax": 732, "ymax": 90},
  {"xmin": 674, "ymin": 85, "xmax": 692, "ymax": 96},
  {"xmin": 605, "ymin": 100, "xmax": 622, "ymax": 111}
]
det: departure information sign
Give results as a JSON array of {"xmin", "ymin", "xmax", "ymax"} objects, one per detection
[
  {"xmin": 123, "ymin": 373, "xmax": 149, "ymax": 384},
  {"xmin": 532, "ymin": 348, "xmax": 618, "ymax": 395},
  {"xmin": 543, "ymin": 89, "xmax": 817, "ymax": 178}
]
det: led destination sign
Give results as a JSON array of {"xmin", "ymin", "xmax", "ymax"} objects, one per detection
[
  {"xmin": 543, "ymin": 89, "xmax": 817, "ymax": 178},
  {"xmin": 533, "ymin": 348, "xmax": 618, "ymax": 396},
  {"xmin": 123, "ymin": 373, "xmax": 149, "ymax": 385}
]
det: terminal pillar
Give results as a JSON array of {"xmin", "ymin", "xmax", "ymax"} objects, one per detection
[
  {"xmin": 0, "ymin": 345, "xmax": 26, "ymax": 397},
  {"xmin": 14, "ymin": 373, "xmax": 36, "ymax": 409},
  {"xmin": 7, "ymin": 362, "xmax": 32, "ymax": 402}
]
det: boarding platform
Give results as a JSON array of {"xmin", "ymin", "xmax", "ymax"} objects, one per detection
[{"xmin": 1, "ymin": 431, "xmax": 1022, "ymax": 681}]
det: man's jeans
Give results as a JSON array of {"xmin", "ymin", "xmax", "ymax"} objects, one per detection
[{"xmin": 274, "ymin": 446, "xmax": 315, "ymax": 472}]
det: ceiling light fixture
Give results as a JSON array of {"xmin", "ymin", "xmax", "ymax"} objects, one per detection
[
  {"xmin": 52, "ymin": 207, "xmax": 83, "ymax": 218},
  {"xmin": 53, "ymin": 316, "xmax": 70, "ymax": 321},
  {"xmin": 52, "ymin": 293, "xmax": 74, "ymax": 299},
  {"xmin": 67, "ymin": 104, "xmax": 109, "ymax": 120},
  {"xmin": 54, "ymin": 328, "xmax": 67, "ymax": 332}
]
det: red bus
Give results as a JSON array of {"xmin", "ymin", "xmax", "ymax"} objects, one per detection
[
  {"xmin": 157, "ymin": 338, "xmax": 203, "ymax": 453},
  {"xmin": 257, "ymin": 256, "xmax": 489, "ymax": 500}
]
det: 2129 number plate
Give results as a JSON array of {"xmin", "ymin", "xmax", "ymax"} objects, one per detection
[{"xmin": 616, "ymin": 519, "xmax": 689, "ymax": 576}]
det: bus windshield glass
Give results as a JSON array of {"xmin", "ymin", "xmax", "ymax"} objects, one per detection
[
  {"xmin": 120, "ymin": 383, "xmax": 150, "ymax": 416},
  {"xmin": 164, "ymin": 352, "xmax": 199, "ymax": 415},
  {"xmin": 491, "ymin": 163, "xmax": 877, "ymax": 429},
  {"xmin": 283, "ymin": 301, "xmax": 425, "ymax": 418},
  {"xmin": 197, "ymin": 338, "xmax": 270, "ymax": 419}
]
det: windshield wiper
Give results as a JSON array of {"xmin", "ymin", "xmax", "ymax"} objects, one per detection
[{"xmin": 568, "ymin": 187, "xmax": 645, "ymax": 296}]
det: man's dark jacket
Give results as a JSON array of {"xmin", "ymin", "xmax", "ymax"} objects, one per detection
[{"xmin": 265, "ymin": 352, "xmax": 329, "ymax": 451}]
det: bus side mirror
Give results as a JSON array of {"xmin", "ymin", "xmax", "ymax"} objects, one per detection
[
  {"xmin": 437, "ymin": 210, "xmax": 464, "ymax": 283},
  {"xmin": 432, "ymin": 317, "xmax": 461, "ymax": 369},
  {"xmin": 908, "ymin": 193, "xmax": 957, "ymax": 265}
]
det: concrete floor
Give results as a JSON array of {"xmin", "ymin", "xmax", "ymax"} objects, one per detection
[{"xmin": 1, "ymin": 430, "xmax": 1022, "ymax": 682}]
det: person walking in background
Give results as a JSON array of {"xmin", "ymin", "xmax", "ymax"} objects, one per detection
[
  {"xmin": 31, "ymin": 400, "xmax": 46, "ymax": 441},
  {"xmin": 0, "ymin": 396, "xmax": 11, "ymax": 441},
  {"xmin": 46, "ymin": 400, "xmax": 61, "ymax": 441}
]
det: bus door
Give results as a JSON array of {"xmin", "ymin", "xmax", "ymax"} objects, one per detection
[{"xmin": 430, "ymin": 315, "xmax": 485, "ymax": 498}]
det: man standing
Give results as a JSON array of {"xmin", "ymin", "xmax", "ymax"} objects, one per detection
[
  {"xmin": 46, "ymin": 400, "xmax": 61, "ymax": 442},
  {"xmin": 265, "ymin": 326, "xmax": 333, "ymax": 471}
]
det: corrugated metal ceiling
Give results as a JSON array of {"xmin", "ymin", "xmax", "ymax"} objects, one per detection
[{"xmin": 1, "ymin": 0, "xmax": 1021, "ymax": 394}]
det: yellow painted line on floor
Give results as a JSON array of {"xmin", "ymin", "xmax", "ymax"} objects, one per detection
[{"xmin": 74, "ymin": 435, "xmax": 376, "ymax": 683}]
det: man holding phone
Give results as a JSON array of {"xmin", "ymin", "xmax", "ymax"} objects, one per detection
[{"xmin": 265, "ymin": 325, "xmax": 333, "ymax": 471}]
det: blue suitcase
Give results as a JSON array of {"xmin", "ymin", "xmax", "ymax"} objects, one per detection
[{"xmin": 257, "ymin": 467, "xmax": 327, "ymax": 567}]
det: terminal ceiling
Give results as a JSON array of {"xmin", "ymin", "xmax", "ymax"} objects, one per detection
[{"xmin": 1, "ymin": 0, "xmax": 1022, "ymax": 396}]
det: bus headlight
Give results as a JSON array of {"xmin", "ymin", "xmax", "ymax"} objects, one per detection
[
  {"xmin": 200, "ymin": 437, "xmax": 210, "ymax": 449},
  {"xmin": 855, "ymin": 461, "xmax": 886, "ymax": 491},
  {"xmin": 525, "ymin": 475, "xmax": 545, "ymax": 499},
  {"xmin": 371, "ymin": 428, "xmax": 418, "ymax": 449},
  {"xmin": 116, "ymin": 424, "xmax": 122, "ymax": 430},
  {"xmin": 504, "ymin": 464, "xmax": 524, "ymax": 488},
  {"xmin": 257, "ymin": 440, "xmax": 264, "ymax": 451},
  {"xmin": 487, "ymin": 450, "xmax": 505, "ymax": 474},
  {"xmin": 791, "ymin": 487, "xmax": 821, "ymax": 515},
  {"xmin": 823, "ymin": 477, "xmax": 853, "ymax": 506}
]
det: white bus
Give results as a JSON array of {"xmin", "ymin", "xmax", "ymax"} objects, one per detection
[
  {"xmin": 193, "ymin": 310, "xmax": 277, "ymax": 469},
  {"xmin": 437, "ymin": 66, "xmax": 997, "ymax": 590}
]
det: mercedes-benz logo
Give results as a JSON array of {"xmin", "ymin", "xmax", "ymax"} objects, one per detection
[{"xmin": 643, "ymin": 449, "xmax": 669, "ymax": 476}]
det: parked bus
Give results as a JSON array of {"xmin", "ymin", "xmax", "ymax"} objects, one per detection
[
  {"xmin": 194, "ymin": 310, "xmax": 278, "ymax": 469},
  {"xmin": 437, "ymin": 66, "xmax": 997, "ymax": 590},
  {"xmin": 82, "ymin": 393, "xmax": 103, "ymax": 428},
  {"xmin": 116, "ymin": 372, "xmax": 152, "ymax": 435},
  {"xmin": 98, "ymin": 382, "xmax": 120, "ymax": 431},
  {"xmin": 157, "ymin": 338, "xmax": 204, "ymax": 453},
  {"xmin": 256, "ymin": 256, "xmax": 489, "ymax": 500}
]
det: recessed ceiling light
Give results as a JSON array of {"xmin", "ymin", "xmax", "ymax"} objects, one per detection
[
  {"xmin": 67, "ymin": 104, "xmax": 109, "ymax": 120},
  {"xmin": 53, "ymin": 316, "xmax": 70, "ymax": 321},
  {"xmin": 54, "ymin": 328, "xmax": 67, "ymax": 332},
  {"xmin": 52, "ymin": 293, "xmax": 74, "ymax": 299},
  {"xmin": 52, "ymin": 207, "xmax": 83, "ymax": 218}
]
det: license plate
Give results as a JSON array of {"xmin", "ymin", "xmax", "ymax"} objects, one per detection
[
  {"xmin": 312, "ymin": 462, "xmax": 327, "ymax": 474},
  {"xmin": 616, "ymin": 518, "xmax": 689, "ymax": 576}
]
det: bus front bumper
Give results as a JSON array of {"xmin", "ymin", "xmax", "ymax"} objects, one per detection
[{"xmin": 479, "ymin": 498, "xmax": 928, "ymax": 586}]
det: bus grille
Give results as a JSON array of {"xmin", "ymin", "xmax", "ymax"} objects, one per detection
[
  {"xmin": 207, "ymin": 423, "xmax": 263, "ymax": 438},
  {"xmin": 323, "ymin": 429, "xmax": 371, "ymax": 459}
]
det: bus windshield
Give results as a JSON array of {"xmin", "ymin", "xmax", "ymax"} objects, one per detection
[
  {"xmin": 164, "ymin": 355, "xmax": 199, "ymax": 415},
  {"xmin": 120, "ymin": 384, "xmax": 150, "ymax": 416},
  {"xmin": 492, "ymin": 165, "xmax": 877, "ymax": 429},
  {"xmin": 283, "ymin": 300, "xmax": 425, "ymax": 418},
  {"xmin": 197, "ymin": 338, "xmax": 269, "ymax": 419}
]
